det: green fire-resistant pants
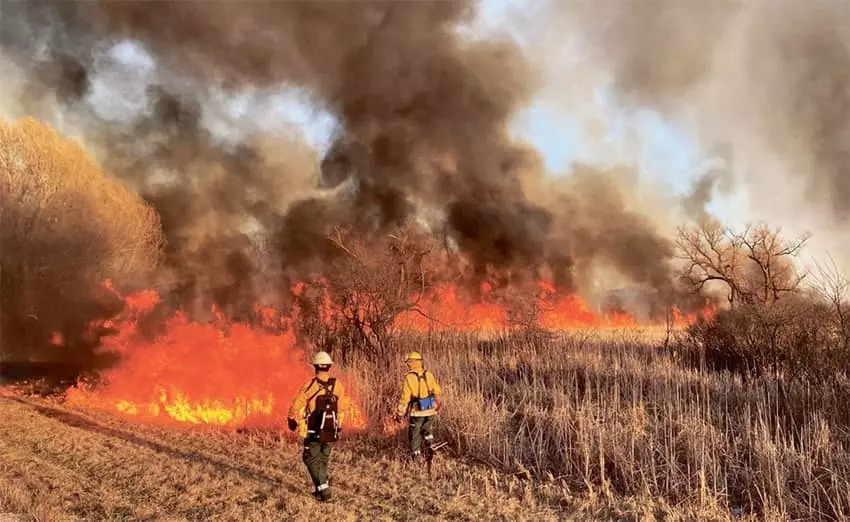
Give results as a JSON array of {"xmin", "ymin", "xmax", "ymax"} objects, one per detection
[
  {"xmin": 408, "ymin": 415, "xmax": 435, "ymax": 458},
  {"xmin": 302, "ymin": 440, "xmax": 334, "ymax": 490}
]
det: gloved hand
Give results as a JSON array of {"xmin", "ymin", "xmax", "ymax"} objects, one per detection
[
  {"xmin": 287, "ymin": 417, "xmax": 298, "ymax": 432},
  {"xmin": 393, "ymin": 414, "xmax": 403, "ymax": 424}
]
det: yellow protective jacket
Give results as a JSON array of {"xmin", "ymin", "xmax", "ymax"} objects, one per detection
[
  {"xmin": 288, "ymin": 373, "xmax": 349, "ymax": 440},
  {"xmin": 396, "ymin": 366, "xmax": 441, "ymax": 417}
]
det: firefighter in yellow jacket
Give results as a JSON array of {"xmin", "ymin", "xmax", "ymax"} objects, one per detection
[
  {"xmin": 287, "ymin": 351, "xmax": 348, "ymax": 502},
  {"xmin": 394, "ymin": 351, "xmax": 442, "ymax": 463}
]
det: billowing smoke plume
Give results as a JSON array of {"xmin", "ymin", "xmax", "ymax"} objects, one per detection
[
  {"xmin": 1, "ymin": 2, "xmax": 325, "ymax": 319},
  {"xmin": 85, "ymin": 2, "xmax": 552, "ymax": 268},
  {"xmin": 550, "ymin": 0, "xmax": 850, "ymax": 254},
  {"xmin": 681, "ymin": 147, "xmax": 734, "ymax": 220},
  {"xmin": 0, "ymin": 1, "xmax": 678, "ymax": 322}
]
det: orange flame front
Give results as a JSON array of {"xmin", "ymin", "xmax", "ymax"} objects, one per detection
[
  {"xmin": 67, "ymin": 286, "xmax": 366, "ymax": 430},
  {"xmin": 392, "ymin": 280, "xmax": 712, "ymax": 332},
  {"xmin": 67, "ymin": 280, "xmax": 714, "ymax": 428},
  {"xmin": 394, "ymin": 283, "xmax": 508, "ymax": 332},
  {"xmin": 672, "ymin": 301, "xmax": 717, "ymax": 328}
]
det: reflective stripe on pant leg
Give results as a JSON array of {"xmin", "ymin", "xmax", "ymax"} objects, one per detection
[{"xmin": 421, "ymin": 415, "xmax": 435, "ymax": 448}]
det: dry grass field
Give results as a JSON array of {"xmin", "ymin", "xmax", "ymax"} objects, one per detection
[
  {"xmin": 0, "ymin": 388, "xmax": 689, "ymax": 522},
  {"xmin": 4, "ymin": 329, "xmax": 848, "ymax": 521},
  {"xmin": 0, "ymin": 392, "xmax": 567, "ymax": 522},
  {"xmin": 352, "ymin": 330, "xmax": 850, "ymax": 521}
]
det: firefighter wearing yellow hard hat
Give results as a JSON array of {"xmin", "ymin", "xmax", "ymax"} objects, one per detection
[
  {"xmin": 287, "ymin": 351, "xmax": 349, "ymax": 502},
  {"xmin": 394, "ymin": 351, "xmax": 442, "ymax": 464}
]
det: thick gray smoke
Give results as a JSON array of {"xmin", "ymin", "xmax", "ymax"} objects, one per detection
[
  {"xmin": 552, "ymin": 0, "xmax": 850, "ymax": 248},
  {"xmin": 0, "ymin": 1, "xmax": 678, "ymax": 318},
  {"xmin": 743, "ymin": 1, "xmax": 850, "ymax": 224},
  {"xmin": 681, "ymin": 147, "xmax": 734, "ymax": 220},
  {"xmin": 84, "ymin": 2, "xmax": 550, "ymax": 267}
]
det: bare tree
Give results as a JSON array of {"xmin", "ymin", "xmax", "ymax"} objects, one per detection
[
  {"xmin": 676, "ymin": 217, "xmax": 808, "ymax": 307},
  {"xmin": 676, "ymin": 217, "xmax": 745, "ymax": 306},
  {"xmin": 811, "ymin": 255, "xmax": 850, "ymax": 355},
  {"xmin": 304, "ymin": 224, "xmax": 439, "ymax": 362},
  {"xmin": 732, "ymin": 224, "xmax": 810, "ymax": 304}
]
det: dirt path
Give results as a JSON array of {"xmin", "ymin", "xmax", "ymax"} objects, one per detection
[{"xmin": 0, "ymin": 396, "xmax": 569, "ymax": 521}]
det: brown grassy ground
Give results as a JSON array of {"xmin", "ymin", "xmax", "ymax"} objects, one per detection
[
  {"xmin": 3, "ymin": 329, "xmax": 848, "ymax": 521},
  {"xmin": 0, "ymin": 389, "xmax": 758, "ymax": 522},
  {"xmin": 0, "ymin": 393, "xmax": 556, "ymax": 521},
  {"xmin": 0, "ymin": 392, "xmax": 683, "ymax": 522}
]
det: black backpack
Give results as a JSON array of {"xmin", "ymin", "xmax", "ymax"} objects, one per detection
[{"xmin": 306, "ymin": 378, "xmax": 339, "ymax": 443}]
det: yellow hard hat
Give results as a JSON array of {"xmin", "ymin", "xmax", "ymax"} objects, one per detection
[
  {"xmin": 313, "ymin": 351, "xmax": 333, "ymax": 366},
  {"xmin": 404, "ymin": 351, "xmax": 423, "ymax": 362}
]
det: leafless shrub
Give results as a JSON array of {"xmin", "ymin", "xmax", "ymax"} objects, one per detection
[
  {"xmin": 672, "ymin": 218, "xmax": 850, "ymax": 387},
  {"xmin": 293, "ymin": 224, "xmax": 441, "ymax": 363},
  {"xmin": 680, "ymin": 296, "xmax": 847, "ymax": 386},
  {"xmin": 811, "ymin": 255, "xmax": 850, "ymax": 364}
]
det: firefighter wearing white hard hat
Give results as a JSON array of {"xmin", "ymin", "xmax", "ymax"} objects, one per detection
[
  {"xmin": 313, "ymin": 351, "xmax": 334, "ymax": 366},
  {"xmin": 287, "ymin": 351, "xmax": 348, "ymax": 502},
  {"xmin": 395, "ymin": 351, "xmax": 442, "ymax": 465}
]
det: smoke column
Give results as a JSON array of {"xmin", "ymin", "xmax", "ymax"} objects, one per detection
[
  {"xmin": 543, "ymin": 0, "xmax": 850, "ymax": 266},
  {"xmin": 0, "ymin": 1, "xmax": 679, "ymax": 318}
]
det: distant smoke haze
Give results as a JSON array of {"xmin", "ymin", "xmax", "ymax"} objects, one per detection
[{"xmin": 534, "ymin": 0, "xmax": 850, "ymax": 269}]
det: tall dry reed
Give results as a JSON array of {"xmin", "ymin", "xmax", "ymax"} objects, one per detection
[{"xmin": 347, "ymin": 330, "xmax": 850, "ymax": 520}]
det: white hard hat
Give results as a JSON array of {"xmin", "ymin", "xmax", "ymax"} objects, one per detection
[{"xmin": 313, "ymin": 351, "xmax": 333, "ymax": 366}]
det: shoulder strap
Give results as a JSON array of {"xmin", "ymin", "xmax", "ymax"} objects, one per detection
[
  {"xmin": 408, "ymin": 370, "xmax": 431, "ymax": 397},
  {"xmin": 305, "ymin": 378, "xmax": 323, "ymax": 403},
  {"xmin": 407, "ymin": 370, "xmax": 420, "ymax": 392},
  {"xmin": 303, "ymin": 378, "xmax": 321, "ymax": 414},
  {"xmin": 327, "ymin": 378, "xmax": 336, "ymax": 395}
]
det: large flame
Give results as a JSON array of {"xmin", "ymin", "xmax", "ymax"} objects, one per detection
[
  {"xmin": 67, "ymin": 280, "xmax": 714, "ymax": 428},
  {"xmin": 392, "ymin": 280, "xmax": 715, "ymax": 332},
  {"xmin": 672, "ymin": 302, "xmax": 717, "ymax": 328},
  {"xmin": 67, "ymin": 285, "xmax": 367, "ymax": 430},
  {"xmin": 393, "ymin": 283, "xmax": 508, "ymax": 332}
]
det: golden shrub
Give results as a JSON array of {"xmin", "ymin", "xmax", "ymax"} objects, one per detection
[{"xmin": 1, "ymin": 117, "xmax": 163, "ymax": 362}]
